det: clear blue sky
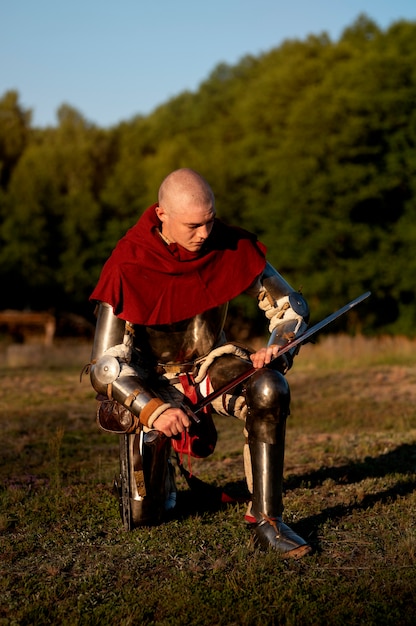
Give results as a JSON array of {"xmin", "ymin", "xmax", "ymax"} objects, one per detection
[{"xmin": 2, "ymin": 0, "xmax": 415, "ymax": 128}]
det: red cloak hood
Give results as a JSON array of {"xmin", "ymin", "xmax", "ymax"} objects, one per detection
[{"xmin": 90, "ymin": 204, "xmax": 267, "ymax": 325}]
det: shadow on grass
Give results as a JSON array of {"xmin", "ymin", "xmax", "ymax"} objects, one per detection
[
  {"xmin": 285, "ymin": 442, "xmax": 416, "ymax": 489},
  {"xmin": 285, "ymin": 442, "xmax": 416, "ymax": 549},
  {"xmin": 172, "ymin": 442, "xmax": 416, "ymax": 551},
  {"xmin": 174, "ymin": 464, "xmax": 250, "ymax": 521},
  {"xmin": 297, "ymin": 477, "xmax": 416, "ymax": 551}
]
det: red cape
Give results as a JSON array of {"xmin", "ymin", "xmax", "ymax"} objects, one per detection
[{"xmin": 90, "ymin": 204, "xmax": 267, "ymax": 325}]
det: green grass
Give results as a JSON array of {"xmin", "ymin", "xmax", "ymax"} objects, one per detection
[{"xmin": 1, "ymin": 337, "xmax": 415, "ymax": 625}]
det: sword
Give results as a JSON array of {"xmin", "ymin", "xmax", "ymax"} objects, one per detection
[{"xmin": 191, "ymin": 290, "xmax": 371, "ymax": 415}]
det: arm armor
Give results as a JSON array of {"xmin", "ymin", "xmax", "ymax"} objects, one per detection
[
  {"xmin": 248, "ymin": 262, "xmax": 309, "ymax": 369},
  {"xmin": 89, "ymin": 302, "xmax": 170, "ymax": 428}
]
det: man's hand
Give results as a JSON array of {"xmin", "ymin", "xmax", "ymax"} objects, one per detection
[
  {"xmin": 153, "ymin": 407, "xmax": 191, "ymax": 437},
  {"xmin": 250, "ymin": 344, "xmax": 280, "ymax": 369}
]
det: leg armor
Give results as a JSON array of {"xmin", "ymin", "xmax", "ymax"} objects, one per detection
[
  {"xmin": 115, "ymin": 430, "xmax": 174, "ymax": 529},
  {"xmin": 89, "ymin": 302, "xmax": 174, "ymax": 528},
  {"xmin": 206, "ymin": 354, "xmax": 311, "ymax": 558},
  {"xmin": 245, "ymin": 369, "xmax": 311, "ymax": 558}
]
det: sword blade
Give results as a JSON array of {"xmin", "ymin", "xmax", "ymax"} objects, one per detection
[{"xmin": 194, "ymin": 290, "xmax": 371, "ymax": 413}]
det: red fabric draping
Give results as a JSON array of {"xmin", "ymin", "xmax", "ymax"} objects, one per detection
[{"xmin": 90, "ymin": 204, "xmax": 267, "ymax": 325}]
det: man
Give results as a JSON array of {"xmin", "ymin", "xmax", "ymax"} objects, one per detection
[{"xmin": 89, "ymin": 168, "xmax": 311, "ymax": 558}]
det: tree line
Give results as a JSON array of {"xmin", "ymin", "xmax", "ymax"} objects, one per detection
[{"xmin": 1, "ymin": 15, "xmax": 415, "ymax": 336}]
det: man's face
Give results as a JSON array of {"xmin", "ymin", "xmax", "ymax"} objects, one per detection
[{"xmin": 156, "ymin": 202, "xmax": 216, "ymax": 252}]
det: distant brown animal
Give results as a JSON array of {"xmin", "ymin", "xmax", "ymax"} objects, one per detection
[{"xmin": 0, "ymin": 310, "xmax": 56, "ymax": 346}]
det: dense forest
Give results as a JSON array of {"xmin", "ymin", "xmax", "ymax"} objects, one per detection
[{"xmin": 1, "ymin": 15, "xmax": 415, "ymax": 337}]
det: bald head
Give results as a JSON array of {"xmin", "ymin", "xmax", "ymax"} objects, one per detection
[
  {"xmin": 158, "ymin": 168, "xmax": 215, "ymax": 215},
  {"xmin": 155, "ymin": 169, "xmax": 216, "ymax": 252}
]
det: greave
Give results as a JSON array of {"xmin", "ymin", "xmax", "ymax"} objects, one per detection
[
  {"xmin": 245, "ymin": 369, "xmax": 311, "ymax": 558},
  {"xmin": 248, "ymin": 437, "xmax": 310, "ymax": 558},
  {"xmin": 249, "ymin": 436, "xmax": 285, "ymax": 521},
  {"xmin": 115, "ymin": 430, "xmax": 173, "ymax": 529}
]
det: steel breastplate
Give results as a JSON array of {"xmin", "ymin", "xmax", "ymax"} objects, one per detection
[{"xmin": 133, "ymin": 303, "xmax": 228, "ymax": 367}]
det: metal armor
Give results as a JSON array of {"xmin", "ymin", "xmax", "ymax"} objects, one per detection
[
  {"xmin": 89, "ymin": 263, "xmax": 311, "ymax": 555},
  {"xmin": 90, "ymin": 262, "xmax": 308, "ymax": 427}
]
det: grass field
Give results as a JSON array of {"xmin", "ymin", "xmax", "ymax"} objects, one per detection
[{"xmin": 0, "ymin": 336, "xmax": 415, "ymax": 625}]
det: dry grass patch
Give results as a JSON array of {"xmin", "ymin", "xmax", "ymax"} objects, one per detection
[{"xmin": 0, "ymin": 336, "xmax": 415, "ymax": 625}]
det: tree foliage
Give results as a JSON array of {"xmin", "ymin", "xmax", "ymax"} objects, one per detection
[{"xmin": 1, "ymin": 15, "xmax": 415, "ymax": 334}]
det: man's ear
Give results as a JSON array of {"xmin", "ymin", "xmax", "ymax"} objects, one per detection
[{"xmin": 155, "ymin": 205, "xmax": 165, "ymax": 222}]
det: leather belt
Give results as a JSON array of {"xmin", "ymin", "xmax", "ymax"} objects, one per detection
[{"xmin": 158, "ymin": 362, "xmax": 195, "ymax": 375}]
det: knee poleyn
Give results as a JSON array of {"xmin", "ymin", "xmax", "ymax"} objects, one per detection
[{"xmin": 245, "ymin": 369, "xmax": 290, "ymax": 413}]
